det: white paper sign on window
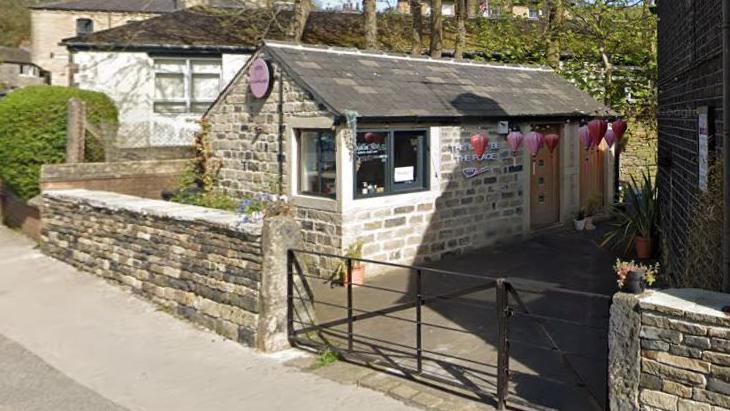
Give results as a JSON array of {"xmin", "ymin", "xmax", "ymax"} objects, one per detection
[{"xmin": 394, "ymin": 166, "xmax": 415, "ymax": 183}]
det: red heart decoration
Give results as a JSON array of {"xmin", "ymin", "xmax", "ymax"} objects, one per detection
[
  {"xmin": 470, "ymin": 133, "xmax": 489, "ymax": 159},
  {"xmin": 611, "ymin": 119, "xmax": 628, "ymax": 142},
  {"xmin": 588, "ymin": 119, "xmax": 607, "ymax": 148},
  {"xmin": 545, "ymin": 133, "xmax": 560, "ymax": 153}
]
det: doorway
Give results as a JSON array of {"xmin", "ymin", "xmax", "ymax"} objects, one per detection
[
  {"xmin": 530, "ymin": 125, "xmax": 561, "ymax": 229},
  {"xmin": 579, "ymin": 145, "xmax": 606, "ymax": 209}
]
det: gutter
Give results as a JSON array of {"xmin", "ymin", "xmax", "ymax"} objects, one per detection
[
  {"xmin": 722, "ymin": 0, "xmax": 730, "ymax": 293},
  {"xmin": 63, "ymin": 42, "xmax": 257, "ymax": 54}
]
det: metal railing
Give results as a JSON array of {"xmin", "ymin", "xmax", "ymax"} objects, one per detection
[{"xmin": 287, "ymin": 248, "xmax": 612, "ymax": 410}]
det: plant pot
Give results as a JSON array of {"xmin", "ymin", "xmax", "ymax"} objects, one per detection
[
  {"xmin": 585, "ymin": 216, "xmax": 596, "ymax": 231},
  {"xmin": 574, "ymin": 218, "xmax": 586, "ymax": 231},
  {"xmin": 622, "ymin": 271, "xmax": 645, "ymax": 294},
  {"xmin": 342, "ymin": 265, "xmax": 365, "ymax": 286},
  {"xmin": 634, "ymin": 235, "xmax": 653, "ymax": 259}
]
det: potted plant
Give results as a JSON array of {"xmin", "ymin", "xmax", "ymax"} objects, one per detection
[
  {"xmin": 333, "ymin": 240, "xmax": 365, "ymax": 286},
  {"xmin": 602, "ymin": 171, "xmax": 659, "ymax": 259},
  {"xmin": 574, "ymin": 208, "xmax": 587, "ymax": 231},
  {"xmin": 584, "ymin": 193, "xmax": 604, "ymax": 231},
  {"xmin": 614, "ymin": 259, "xmax": 658, "ymax": 294}
]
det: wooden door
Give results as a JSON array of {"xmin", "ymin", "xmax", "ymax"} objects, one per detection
[
  {"xmin": 579, "ymin": 145, "xmax": 606, "ymax": 208},
  {"xmin": 530, "ymin": 126, "xmax": 561, "ymax": 229}
]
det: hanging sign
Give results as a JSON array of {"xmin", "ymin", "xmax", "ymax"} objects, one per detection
[
  {"xmin": 698, "ymin": 106, "xmax": 710, "ymax": 192},
  {"xmin": 249, "ymin": 58, "xmax": 272, "ymax": 99}
]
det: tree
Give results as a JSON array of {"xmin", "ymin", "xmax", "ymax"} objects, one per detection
[
  {"xmin": 430, "ymin": 0, "xmax": 443, "ymax": 57},
  {"xmin": 289, "ymin": 0, "xmax": 312, "ymax": 42},
  {"xmin": 454, "ymin": 0, "xmax": 466, "ymax": 59},
  {"xmin": 545, "ymin": 0, "xmax": 564, "ymax": 68},
  {"xmin": 364, "ymin": 0, "xmax": 377, "ymax": 49},
  {"xmin": 410, "ymin": 0, "xmax": 423, "ymax": 55}
]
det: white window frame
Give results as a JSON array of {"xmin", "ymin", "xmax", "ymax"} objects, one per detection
[{"xmin": 152, "ymin": 57, "xmax": 222, "ymax": 114}]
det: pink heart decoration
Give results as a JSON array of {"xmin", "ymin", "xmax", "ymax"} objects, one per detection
[
  {"xmin": 603, "ymin": 128, "xmax": 617, "ymax": 148},
  {"xmin": 611, "ymin": 119, "xmax": 628, "ymax": 142},
  {"xmin": 588, "ymin": 119, "xmax": 607, "ymax": 148},
  {"xmin": 470, "ymin": 133, "xmax": 489, "ymax": 159},
  {"xmin": 506, "ymin": 130, "xmax": 524, "ymax": 153},
  {"xmin": 525, "ymin": 131, "xmax": 545, "ymax": 156}
]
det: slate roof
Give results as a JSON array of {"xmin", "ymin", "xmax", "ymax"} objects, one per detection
[
  {"xmin": 32, "ymin": 0, "xmax": 184, "ymax": 13},
  {"xmin": 0, "ymin": 47, "xmax": 32, "ymax": 64},
  {"xmin": 264, "ymin": 42, "xmax": 612, "ymax": 120},
  {"xmin": 61, "ymin": 7, "xmax": 479, "ymax": 54}
]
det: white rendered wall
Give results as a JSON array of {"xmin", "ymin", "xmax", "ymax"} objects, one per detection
[{"xmin": 73, "ymin": 51, "xmax": 249, "ymax": 148}]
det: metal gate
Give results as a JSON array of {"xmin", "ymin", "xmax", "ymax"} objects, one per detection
[{"xmin": 287, "ymin": 249, "xmax": 612, "ymax": 410}]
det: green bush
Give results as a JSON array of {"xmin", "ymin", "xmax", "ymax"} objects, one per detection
[{"xmin": 0, "ymin": 85, "xmax": 118, "ymax": 199}]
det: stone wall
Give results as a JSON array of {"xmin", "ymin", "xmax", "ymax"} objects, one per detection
[
  {"xmin": 41, "ymin": 189, "xmax": 300, "ymax": 351},
  {"xmin": 207, "ymin": 54, "xmax": 333, "ymax": 199},
  {"xmin": 0, "ymin": 183, "xmax": 42, "ymax": 241},
  {"xmin": 40, "ymin": 160, "xmax": 187, "ymax": 200},
  {"xmin": 609, "ymin": 289, "xmax": 730, "ymax": 411}
]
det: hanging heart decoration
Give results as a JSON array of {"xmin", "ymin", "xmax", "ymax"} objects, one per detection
[
  {"xmin": 611, "ymin": 119, "xmax": 628, "ymax": 143},
  {"xmin": 603, "ymin": 126, "xmax": 617, "ymax": 148},
  {"xmin": 545, "ymin": 133, "xmax": 560, "ymax": 154},
  {"xmin": 470, "ymin": 133, "xmax": 489, "ymax": 159},
  {"xmin": 506, "ymin": 130, "xmax": 524, "ymax": 153},
  {"xmin": 364, "ymin": 132, "xmax": 383, "ymax": 144},
  {"xmin": 525, "ymin": 131, "xmax": 545, "ymax": 156},
  {"xmin": 588, "ymin": 119, "xmax": 607, "ymax": 148},
  {"xmin": 579, "ymin": 124, "xmax": 591, "ymax": 150}
]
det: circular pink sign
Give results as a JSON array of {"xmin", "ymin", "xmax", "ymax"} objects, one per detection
[{"xmin": 249, "ymin": 58, "xmax": 271, "ymax": 99}]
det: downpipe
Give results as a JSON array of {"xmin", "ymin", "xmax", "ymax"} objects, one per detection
[{"xmin": 723, "ymin": 0, "xmax": 730, "ymax": 292}]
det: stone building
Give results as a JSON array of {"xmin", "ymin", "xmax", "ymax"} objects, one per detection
[
  {"xmin": 205, "ymin": 41, "xmax": 612, "ymax": 268},
  {"xmin": 0, "ymin": 47, "xmax": 47, "ymax": 94},
  {"xmin": 655, "ymin": 2, "xmax": 723, "ymax": 276},
  {"xmin": 30, "ymin": 0, "xmax": 177, "ymax": 86}
]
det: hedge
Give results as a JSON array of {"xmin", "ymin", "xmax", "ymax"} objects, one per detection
[{"xmin": 0, "ymin": 86, "xmax": 118, "ymax": 200}]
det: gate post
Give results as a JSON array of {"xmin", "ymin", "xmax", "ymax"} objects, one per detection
[
  {"xmin": 496, "ymin": 279, "xmax": 510, "ymax": 410},
  {"xmin": 258, "ymin": 215, "xmax": 302, "ymax": 352}
]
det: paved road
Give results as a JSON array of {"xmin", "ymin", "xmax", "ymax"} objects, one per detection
[{"xmin": 0, "ymin": 226, "xmax": 416, "ymax": 411}]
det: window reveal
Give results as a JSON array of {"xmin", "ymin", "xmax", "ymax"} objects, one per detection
[
  {"xmin": 76, "ymin": 18, "xmax": 94, "ymax": 35},
  {"xmin": 299, "ymin": 130, "xmax": 336, "ymax": 198},
  {"xmin": 355, "ymin": 130, "xmax": 428, "ymax": 198},
  {"xmin": 153, "ymin": 58, "xmax": 222, "ymax": 114}
]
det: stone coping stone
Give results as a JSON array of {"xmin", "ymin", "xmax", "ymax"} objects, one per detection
[
  {"xmin": 41, "ymin": 159, "xmax": 188, "ymax": 181},
  {"xmin": 638, "ymin": 289, "xmax": 730, "ymax": 327},
  {"xmin": 43, "ymin": 189, "xmax": 262, "ymax": 235}
]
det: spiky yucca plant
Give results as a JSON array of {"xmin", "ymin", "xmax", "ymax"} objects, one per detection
[{"xmin": 602, "ymin": 170, "xmax": 659, "ymax": 254}]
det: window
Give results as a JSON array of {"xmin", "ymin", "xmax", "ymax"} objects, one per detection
[
  {"xmin": 355, "ymin": 130, "xmax": 428, "ymax": 198},
  {"xmin": 76, "ymin": 18, "xmax": 94, "ymax": 35},
  {"xmin": 299, "ymin": 130, "xmax": 337, "ymax": 198},
  {"xmin": 528, "ymin": 7, "xmax": 540, "ymax": 19},
  {"xmin": 19, "ymin": 64, "xmax": 37, "ymax": 77},
  {"xmin": 153, "ymin": 58, "xmax": 221, "ymax": 114}
]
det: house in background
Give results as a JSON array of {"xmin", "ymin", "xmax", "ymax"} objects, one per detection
[
  {"xmin": 0, "ymin": 47, "xmax": 47, "ymax": 94},
  {"xmin": 29, "ymin": 0, "xmax": 256, "ymax": 86},
  {"xmin": 394, "ymin": 0, "xmax": 542, "ymax": 18}
]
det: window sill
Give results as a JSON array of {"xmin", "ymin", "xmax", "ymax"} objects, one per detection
[
  {"xmin": 290, "ymin": 194, "xmax": 338, "ymax": 212},
  {"xmin": 346, "ymin": 189, "xmax": 438, "ymax": 212}
]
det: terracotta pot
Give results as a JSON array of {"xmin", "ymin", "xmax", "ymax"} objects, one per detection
[
  {"xmin": 342, "ymin": 264, "xmax": 365, "ymax": 286},
  {"xmin": 622, "ymin": 271, "xmax": 645, "ymax": 294},
  {"xmin": 634, "ymin": 235, "xmax": 652, "ymax": 259}
]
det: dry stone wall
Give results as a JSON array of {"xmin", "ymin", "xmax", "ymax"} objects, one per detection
[
  {"xmin": 41, "ymin": 189, "xmax": 300, "ymax": 351},
  {"xmin": 609, "ymin": 289, "xmax": 730, "ymax": 411}
]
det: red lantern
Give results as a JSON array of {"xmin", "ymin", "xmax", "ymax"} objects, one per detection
[
  {"xmin": 506, "ymin": 130, "xmax": 524, "ymax": 153},
  {"xmin": 588, "ymin": 119, "xmax": 607, "ymax": 148},
  {"xmin": 545, "ymin": 133, "xmax": 560, "ymax": 154},
  {"xmin": 525, "ymin": 131, "xmax": 545, "ymax": 156},
  {"xmin": 579, "ymin": 125, "xmax": 591, "ymax": 150},
  {"xmin": 470, "ymin": 133, "xmax": 489, "ymax": 158},
  {"xmin": 611, "ymin": 119, "xmax": 628, "ymax": 142}
]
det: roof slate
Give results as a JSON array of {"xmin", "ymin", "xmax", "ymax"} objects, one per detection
[
  {"xmin": 264, "ymin": 42, "xmax": 611, "ymax": 120},
  {"xmin": 0, "ymin": 47, "xmax": 32, "ymax": 64},
  {"xmin": 32, "ymin": 0, "xmax": 183, "ymax": 13}
]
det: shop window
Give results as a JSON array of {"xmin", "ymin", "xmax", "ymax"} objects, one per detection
[
  {"xmin": 299, "ymin": 130, "xmax": 337, "ymax": 198},
  {"xmin": 153, "ymin": 58, "xmax": 221, "ymax": 114},
  {"xmin": 355, "ymin": 130, "xmax": 428, "ymax": 198},
  {"xmin": 76, "ymin": 18, "xmax": 94, "ymax": 35}
]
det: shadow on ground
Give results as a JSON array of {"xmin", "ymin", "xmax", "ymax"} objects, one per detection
[{"xmin": 291, "ymin": 225, "xmax": 618, "ymax": 411}]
